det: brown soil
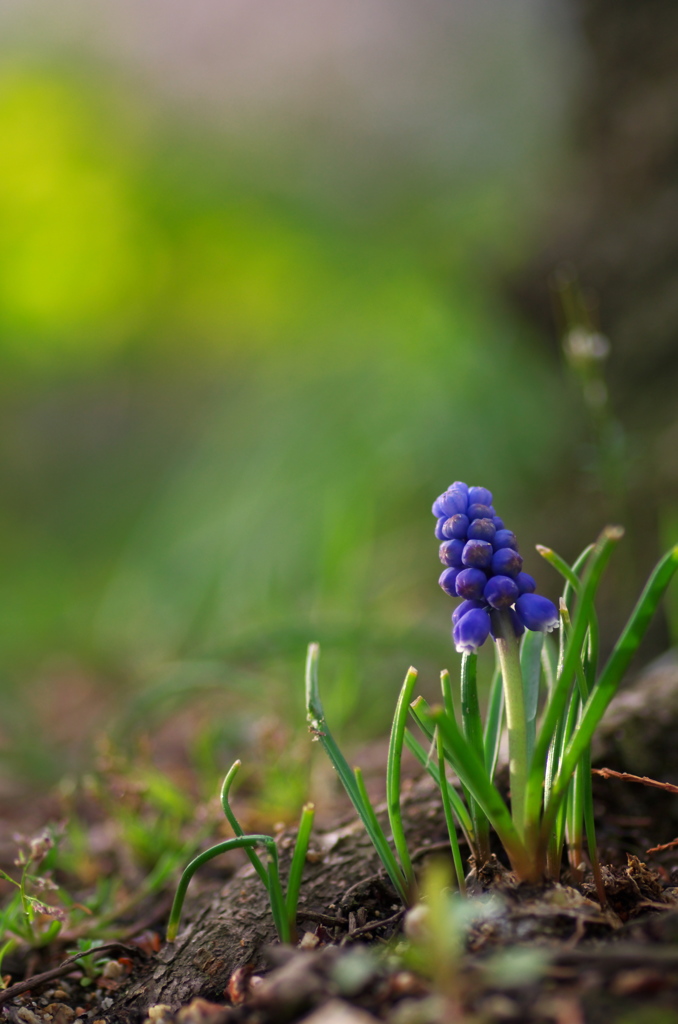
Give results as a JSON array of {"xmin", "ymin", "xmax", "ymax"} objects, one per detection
[{"xmin": 4, "ymin": 652, "xmax": 678, "ymax": 1024}]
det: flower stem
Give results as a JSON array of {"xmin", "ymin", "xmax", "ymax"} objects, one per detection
[{"xmin": 492, "ymin": 609, "xmax": 528, "ymax": 837}]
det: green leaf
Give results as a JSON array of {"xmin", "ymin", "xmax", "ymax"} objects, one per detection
[
  {"xmin": 413, "ymin": 698, "xmax": 532, "ymax": 878},
  {"xmin": 386, "ymin": 667, "xmax": 418, "ymax": 887},
  {"xmin": 167, "ymin": 835, "xmax": 286, "ymax": 943},
  {"xmin": 285, "ymin": 803, "xmax": 315, "ymax": 934},
  {"xmin": 483, "ymin": 663, "xmax": 504, "ymax": 781},
  {"xmin": 545, "ymin": 544, "xmax": 678, "ymax": 835},
  {"xmin": 305, "ymin": 644, "xmax": 409, "ymax": 904},
  {"xmin": 220, "ymin": 761, "xmax": 269, "ymax": 889},
  {"xmin": 520, "ymin": 629, "xmax": 544, "ymax": 764},
  {"xmin": 403, "ymin": 730, "xmax": 474, "ymax": 843},
  {"xmin": 524, "ymin": 526, "xmax": 623, "ymax": 845}
]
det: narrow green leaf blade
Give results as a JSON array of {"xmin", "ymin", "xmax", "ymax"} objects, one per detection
[{"xmin": 386, "ymin": 667, "xmax": 418, "ymax": 887}]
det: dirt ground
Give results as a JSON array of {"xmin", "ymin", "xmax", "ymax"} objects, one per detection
[{"xmin": 3, "ymin": 652, "xmax": 678, "ymax": 1024}]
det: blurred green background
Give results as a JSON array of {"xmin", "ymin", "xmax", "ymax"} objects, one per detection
[{"xmin": 0, "ymin": 1, "xmax": 673, "ymax": 810}]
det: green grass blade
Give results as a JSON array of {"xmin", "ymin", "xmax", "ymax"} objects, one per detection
[
  {"xmin": 544, "ymin": 602, "xmax": 570, "ymax": 810},
  {"xmin": 565, "ymin": 767, "xmax": 583, "ymax": 878},
  {"xmin": 354, "ymin": 768, "xmax": 410, "ymax": 904},
  {"xmin": 441, "ymin": 670, "xmax": 473, "ymax": 813},
  {"xmin": 436, "ymin": 729, "xmax": 466, "ymax": 894},
  {"xmin": 545, "ymin": 544, "xmax": 678, "ymax": 836},
  {"xmin": 167, "ymin": 835, "xmax": 279, "ymax": 942},
  {"xmin": 520, "ymin": 629, "xmax": 544, "ymax": 764},
  {"xmin": 441, "ymin": 664, "xmax": 456, "ymax": 721},
  {"xmin": 266, "ymin": 843, "xmax": 290, "ymax": 943},
  {"xmin": 524, "ymin": 526, "xmax": 624, "ymax": 847},
  {"xmin": 305, "ymin": 644, "xmax": 409, "ymax": 903},
  {"xmin": 541, "ymin": 637, "xmax": 557, "ymax": 696},
  {"xmin": 460, "ymin": 653, "xmax": 485, "ymax": 760},
  {"xmin": 460, "ymin": 653, "xmax": 491, "ymax": 862},
  {"xmin": 538, "ymin": 542, "xmax": 600, "ymax": 690},
  {"xmin": 413, "ymin": 698, "xmax": 532, "ymax": 877},
  {"xmin": 536, "ymin": 545, "xmax": 582, "ymax": 592},
  {"xmin": 403, "ymin": 730, "xmax": 474, "ymax": 843},
  {"xmin": 285, "ymin": 803, "xmax": 315, "ymax": 935},
  {"xmin": 483, "ymin": 662, "xmax": 504, "ymax": 780},
  {"xmin": 386, "ymin": 667, "xmax": 419, "ymax": 888},
  {"xmin": 220, "ymin": 761, "xmax": 269, "ymax": 889},
  {"xmin": 305, "ymin": 643, "xmax": 360, "ymax": 807}
]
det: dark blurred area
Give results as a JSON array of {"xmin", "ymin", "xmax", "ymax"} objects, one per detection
[
  {"xmin": 0, "ymin": 0, "xmax": 675, "ymax": 805},
  {"xmin": 513, "ymin": 0, "xmax": 678, "ymax": 665}
]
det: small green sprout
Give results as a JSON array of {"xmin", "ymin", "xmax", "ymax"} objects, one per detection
[
  {"xmin": 0, "ymin": 830, "xmax": 65, "ymax": 950},
  {"xmin": 167, "ymin": 760, "xmax": 314, "ymax": 944}
]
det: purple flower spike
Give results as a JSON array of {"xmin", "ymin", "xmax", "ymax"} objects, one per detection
[
  {"xmin": 453, "ymin": 607, "xmax": 491, "ymax": 654},
  {"xmin": 452, "ymin": 599, "xmax": 485, "ymax": 626},
  {"xmin": 442, "ymin": 513, "xmax": 469, "ymax": 540},
  {"xmin": 490, "ymin": 547, "xmax": 523, "ymax": 578},
  {"xmin": 468, "ymin": 486, "xmax": 493, "ymax": 507},
  {"xmin": 462, "ymin": 539, "xmax": 493, "ymax": 569},
  {"xmin": 484, "ymin": 575, "xmax": 519, "ymax": 610},
  {"xmin": 515, "ymin": 593, "xmax": 559, "ymax": 633},
  {"xmin": 455, "ymin": 567, "xmax": 488, "ymax": 600},
  {"xmin": 439, "ymin": 567, "xmax": 461, "ymax": 596},
  {"xmin": 490, "ymin": 607, "xmax": 525, "ymax": 640},
  {"xmin": 467, "ymin": 502, "xmax": 493, "ymax": 521},
  {"xmin": 439, "ymin": 539, "xmax": 464, "ymax": 567},
  {"xmin": 515, "ymin": 572, "xmax": 536, "ymax": 595},
  {"xmin": 468, "ymin": 517, "xmax": 496, "ymax": 542},
  {"xmin": 492, "ymin": 529, "xmax": 518, "ymax": 552},
  {"xmin": 435, "ymin": 517, "xmax": 447, "ymax": 541}
]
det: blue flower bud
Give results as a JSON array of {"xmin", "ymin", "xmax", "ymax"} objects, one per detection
[
  {"xmin": 468, "ymin": 517, "xmax": 496, "ymax": 542},
  {"xmin": 451, "ymin": 481, "xmax": 469, "ymax": 497},
  {"xmin": 467, "ymin": 502, "xmax": 493, "ymax": 521},
  {"xmin": 492, "ymin": 529, "xmax": 518, "ymax": 552},
  {"xmin": 484, "ymin": 574, "xmax": 519, "ymax": 610},
  {"xmin": 490, "ymin": 547, "xmax": 523, "ymax": 578},
  {"xmin": 435, "ymin": 517, "xmax": 447, "ymax": 541},
  {"xmin": 432, "ymin": 495, "xmax": 446, "ymax": 518},
  {"xmin": 439, "ymin": 539, "xmax": 464, "ymax": 567},
  {"xmin": 468, "ymin": 486, "xmax": 493, "ymax": 507},
  {"xmin": 442, "ymin": 513, "xmax": 469, "ymax": 540},
  {"xmin": 515, "ymin": 572, "xmax": 536, "ymax": 595},
  {"xmin": 462, "ymin": 539, "xmax": 493, "ymax": 569},
  {"xmin": 492, "ymin": 517, "xmax": 505, "ymax": 530},
  {"xmin": 515, "ymin": 593, "xmax": 559, "ymax": 633},
  {"xmin": 452, "ymin": 598, "xmax": 485, "ymax": 625},
  {"xmin": 439, "ymin": 567, "xmax": 461, "ymax": 596},
  {"xmin": 455, "ymin": 567, "xmax": 488, "ymax": 600},
  {"xmin": 437, "ymin": 488, "xmax": 468, "ymax": 518},
  {"xmin": 490, "ymin": 607, "xmax": 525, "ymax": 640},
  {"xmin": 453, "ymin": 607, "xmax": 491, "ymax": 654}
]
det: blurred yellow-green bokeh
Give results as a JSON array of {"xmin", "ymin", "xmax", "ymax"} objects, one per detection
[{"xmin": 0, "ymin": 2, "xmax": 669, "ymax": 809}]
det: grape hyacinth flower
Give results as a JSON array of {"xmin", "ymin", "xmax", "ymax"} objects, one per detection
[{"xmin": 432, "ymin": 481, "xmax": 558, "ymax": 654}]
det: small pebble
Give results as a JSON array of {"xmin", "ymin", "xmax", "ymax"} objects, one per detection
[
  {"xmin": 44, "ymin": 1004, "xmax": 76, "ymax": 1024},
  {"xmin": 102, "ymin": 961, "xmax": 125, "ymax": 980},
  {"xmin": 147, "ymin": 1005, "xmax": 175, "ymax": 1023},
  {"xmin": 17, "ymin": 1008, "xmax": 42, "ymax": 1024},
  {"xmin": 298, "ymin": 999, "xmax": 379, "ymax": 1024},
  {"xmin": 176, "ymin": 997, "xmax": 231, "ymax": 1023},
  {"xmin": 299, "ymin": 931, "xmax": 320, "ymax": 950}
]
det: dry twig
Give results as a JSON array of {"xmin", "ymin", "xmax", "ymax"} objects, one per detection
[{"xmin": 0, "ymin": 942, "xmax": 144, "ymax": 1008}]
